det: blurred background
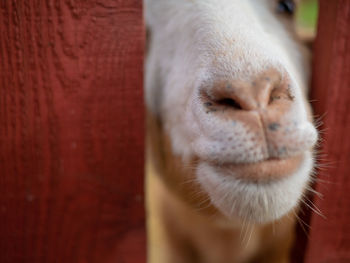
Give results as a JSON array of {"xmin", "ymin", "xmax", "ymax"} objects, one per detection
[{"xmin": 296, "ymin": 0, "xmax": 319, "ymax": 40}]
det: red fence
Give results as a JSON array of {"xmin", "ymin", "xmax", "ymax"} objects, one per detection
[
  {"xmin": 0, "ymin": 1, "xmax": 145, "ymax": 263},
  {"xmin": 304, "ymin": 0, "xmax": 350, "ymax": 262}
]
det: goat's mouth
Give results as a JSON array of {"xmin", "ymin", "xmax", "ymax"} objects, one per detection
[
  {"xmin": 207, "ymin": 154, "xmax": 304, "ymax": 183},
  {"xmin": 196, "ymin": 152, "xmax": 313, "ymax": 222}
]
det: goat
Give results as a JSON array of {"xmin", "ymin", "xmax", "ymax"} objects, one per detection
[{"xmin": 145, "ymin": 0, "xmax": 318, "ymax": 262}]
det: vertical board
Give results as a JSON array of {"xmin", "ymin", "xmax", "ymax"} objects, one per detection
[
  {"xmin": 0, "ymin": 1, "xmax": 145, "ymax": 263},
  {"xmin": 304, "ymin": 0, "xmax": 350, "ymax": 262}
]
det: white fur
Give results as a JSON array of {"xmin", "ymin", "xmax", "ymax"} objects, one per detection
[
  {"xmin": 146, "ymin": 0, "xmax": 317, "ymax": 222},
  {"xmin": 197, "ymin": 152, "xmax": 313, "ymax": 223}
]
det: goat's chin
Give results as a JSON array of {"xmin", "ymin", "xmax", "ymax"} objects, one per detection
[{"xmin": 196, "ymin": 152, "xmax": 314, "ymax": 223}]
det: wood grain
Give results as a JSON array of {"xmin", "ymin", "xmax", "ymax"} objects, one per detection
[
  {"xmin": 303, "ymin": 0, "xmax": 350, "ymax": 262},
  {"xmin": 0, "ymin": 1, "xmax": 145, "ymax": 262}
]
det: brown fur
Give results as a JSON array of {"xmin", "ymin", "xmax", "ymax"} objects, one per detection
[{"xmin": 147, "ymin": 111, "xmax": 297, "ymax": 263}]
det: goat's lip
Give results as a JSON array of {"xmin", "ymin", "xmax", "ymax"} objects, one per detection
[{"xmin": 206, "ymin": 154, "xmax": 304, "ymax": 182}]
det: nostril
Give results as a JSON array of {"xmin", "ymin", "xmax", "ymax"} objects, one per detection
[
  {"xmin": 201, "ymin": 89, "xmax": 244, "ymax": 111},
  {"xmin": 268, "ymin": 84, "xmax": 295, "ymax": 105},
  {"xmin": 269, "ymin": 87, "xmax": 281, "ymax": 104},
  {"xmin": 200, "ymin": 89, "xmax": 244, "ymax": 111},
  {"xmin": 216, "ymin": 98, "xmax": 242, "ymax": 110},
  {"xmin": 200, "ymin": 69, "xmax": 293, "ymax": 112}
]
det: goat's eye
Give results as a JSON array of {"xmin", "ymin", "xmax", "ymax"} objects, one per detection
[{"xmin": 276, "ymin": 0, "xmax": 295, "ymax": 16}]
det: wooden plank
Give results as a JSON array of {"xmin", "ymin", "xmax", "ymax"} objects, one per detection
[
  {"xmin": 303, "ymin": 0, "xmax": 350, "ymax": 262},
  {"xmin": 0, "ymin": 1, "xmax": 145, "ymax": 262}
]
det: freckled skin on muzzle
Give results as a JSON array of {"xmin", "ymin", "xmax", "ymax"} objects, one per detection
[
  {"xmin": 193, "ymin": 68, "xmax": 317, "ymax": 166},
  {"xmin": 145, "ymin": 0, "xmax": 317, "ymax": 262}
]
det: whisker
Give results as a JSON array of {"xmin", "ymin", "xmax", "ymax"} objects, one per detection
[
  {"xmin": 305, "ymin": 186, "xmax": 323, "ymax": 199},
  {"xmin": 300, "ymin": 197, "xmax": 326, "ymax": 219},
  {"xmin": 292, "ymin": 209, "xmax": 310, "ymax": 238},
  {"xmin": 244, "ymin": 222, "xmax": 254, "ymax": 248}
]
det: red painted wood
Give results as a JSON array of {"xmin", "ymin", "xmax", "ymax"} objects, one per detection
[
  {"xmin": 0, "ymin": 1, "xmax": 145, "ymax": 263},
  {"xmin": 303, "ymin": 0, "xmax": 350, "ymax": 262}
]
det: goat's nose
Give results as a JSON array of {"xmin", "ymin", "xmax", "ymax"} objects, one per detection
[{"xmin": 202, "ymin": 69, "xmax": 291, "ymax": 111}]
